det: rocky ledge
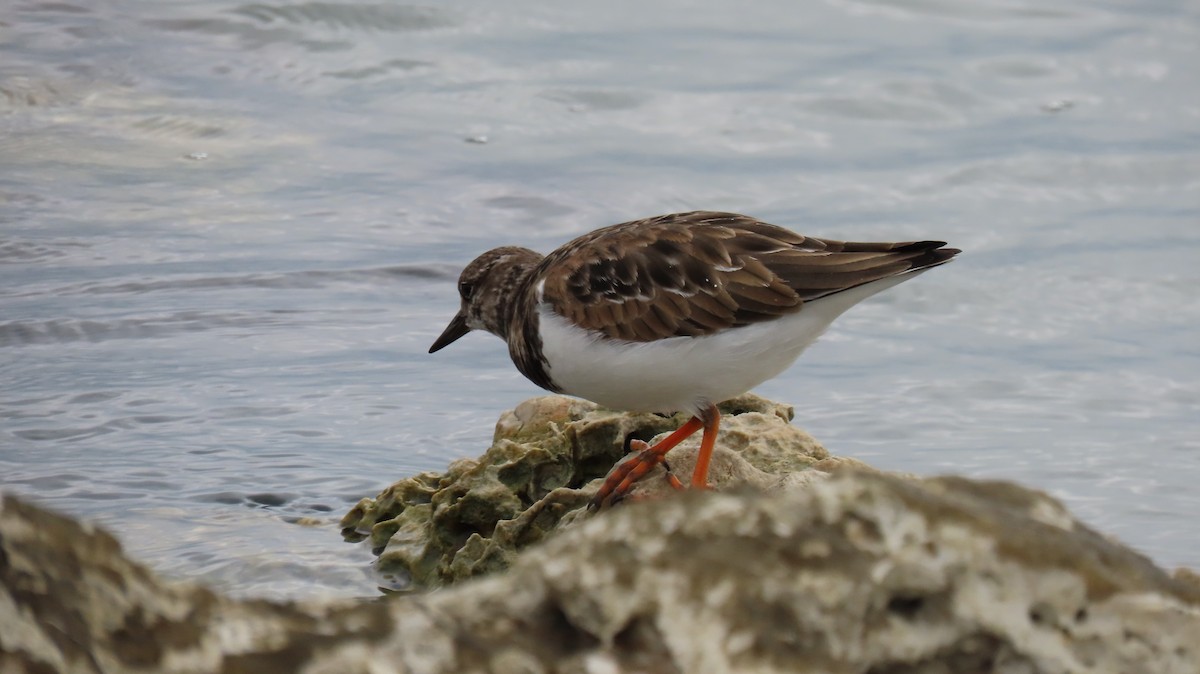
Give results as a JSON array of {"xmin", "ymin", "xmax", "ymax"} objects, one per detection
[
  {"xmin": 340, "ymin": 393, "xmax": 855, "ymax": 590},
  {"xmin": 3, "ymin": 395, "xmax": 1200, "ymax": 673}
]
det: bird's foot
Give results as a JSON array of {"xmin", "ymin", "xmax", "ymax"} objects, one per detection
[
  {"xmin": 589, "ymin": 439, "xmax": 680, "ymax": 509},
  {"xmin": 661, "ymin": 460, "xmax": 686, "ymax": 491}
]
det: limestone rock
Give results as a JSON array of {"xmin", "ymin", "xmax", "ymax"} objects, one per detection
[
  {"xmin": 4, "ymin": 470, "xmax": 1200, "ymax": 674},
  {"xmin": 340, "ymin": 393, "xmax": 829, "ymax": 589}
]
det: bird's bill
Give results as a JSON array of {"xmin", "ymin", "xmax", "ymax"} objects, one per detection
[{"xmin": 429, "ymin": 312, "xmax": 470, "ymax": 353}]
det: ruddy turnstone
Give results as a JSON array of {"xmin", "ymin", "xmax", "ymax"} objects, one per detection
[{"xmin": 429, "ymin": 211, "xmax": 959, "ymax": 507}]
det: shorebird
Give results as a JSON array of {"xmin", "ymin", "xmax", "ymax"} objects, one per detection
[{"xmin": 429, "ymin": 211, "xmax": 958, "ymax": 507}]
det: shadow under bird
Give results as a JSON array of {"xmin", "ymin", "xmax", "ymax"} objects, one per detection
[{"xmin": 429, "ymin": 211, "xmax": 959, "ymax": 507}]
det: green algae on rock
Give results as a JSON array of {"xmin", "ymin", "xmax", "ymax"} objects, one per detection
[{"xmin": 340, "ymin": 393, "xmax": 834, "ymax": 590}]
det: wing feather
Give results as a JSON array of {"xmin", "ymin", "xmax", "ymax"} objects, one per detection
[{"xmin": 537, "ymin": 211, "xmax": 957, "ymax": 342}]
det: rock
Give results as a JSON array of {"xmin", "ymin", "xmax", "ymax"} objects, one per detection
[
  {"xmin": 340, "ymin": 393, "xmax": 831, "ymax": 589},
  {"xmin": 4, "ymin": 470, "xmax": 1200, "ymax": 674}
]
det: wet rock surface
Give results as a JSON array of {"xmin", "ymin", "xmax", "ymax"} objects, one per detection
[
  {"xmin": 5, "ymin": 396, "xmax": 1200, "ymax": 673},
  {"xmin": 5, "ymin": 469, "xmax": 1200, "ymax": 673}
]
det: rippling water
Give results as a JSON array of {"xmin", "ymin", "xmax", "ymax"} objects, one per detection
[{"xmin": 2, "ymin": 0, "xmax": 1198, "ymax": 598}]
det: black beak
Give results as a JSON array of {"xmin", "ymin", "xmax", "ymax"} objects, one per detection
[{"xmin": 429, "ymin": 312, "xmax": 470, "ymax": 353}]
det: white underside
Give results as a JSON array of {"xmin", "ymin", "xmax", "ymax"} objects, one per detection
[{"xmin": 537, "ymin": 271, "xmax": 926, "ymax": 417}]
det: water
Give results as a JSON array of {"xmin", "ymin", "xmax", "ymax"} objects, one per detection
[{"xmin": 2, "ymin": 0, "xmax": 1197, "ymax": 599}]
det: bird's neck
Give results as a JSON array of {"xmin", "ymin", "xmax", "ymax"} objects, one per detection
[{"xmin": 479, "ymin": 251, "xmax": 543, "ymax": 340}]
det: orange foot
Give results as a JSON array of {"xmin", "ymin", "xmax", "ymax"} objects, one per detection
[{"xmin": 588, "ymin": 404, "xmax": 720, "ymax": 510}]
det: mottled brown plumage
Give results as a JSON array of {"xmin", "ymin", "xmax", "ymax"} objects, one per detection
[{"xmin": 538, "ymin": 211, "xmax": 957, "ymax": 342}]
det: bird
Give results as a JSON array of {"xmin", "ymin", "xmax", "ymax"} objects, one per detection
[{"xmin": 428, "ymin": 211, "xmax": 959, "ymax": 508}]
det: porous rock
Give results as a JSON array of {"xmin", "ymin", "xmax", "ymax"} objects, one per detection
[
  {"xmin": 340, "ymin": 393, "xmax": 832, "ymax": 589},
  {"xmin": 4, "ymin": 470, "xmax": 1200, "ymax": 674}
]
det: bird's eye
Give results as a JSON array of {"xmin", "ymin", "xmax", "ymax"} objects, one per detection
[{"xmin": 458, "ymin": 281, "xmax": 474, "ymax": 299}]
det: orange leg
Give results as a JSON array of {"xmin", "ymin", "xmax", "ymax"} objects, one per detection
[
  {"xmin": 589, "ymin": 403, "xmax": 720, "ymax": 510},
  {"xmin": 691, "ymin": 407, "xmax": 719, "ymax": 489}
]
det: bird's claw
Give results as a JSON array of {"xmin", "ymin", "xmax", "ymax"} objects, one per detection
[{"xmin": 589, "ymin": 439, "xmax": 670, "ymax": 510}]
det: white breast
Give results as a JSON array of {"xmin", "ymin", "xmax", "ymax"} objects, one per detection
[{"xmin": 536, "ymin": 272, "xmax": 925, "ymax": 417}]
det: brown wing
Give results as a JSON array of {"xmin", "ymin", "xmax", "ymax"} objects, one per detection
[{"xmin": 538, "ymin": 211, "xmax": 958, "ymax": 342}]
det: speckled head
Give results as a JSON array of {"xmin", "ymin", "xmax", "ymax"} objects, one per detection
[{"xmin": 429, "ymin": 246, "xmax": 544, "ymax": 353}]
